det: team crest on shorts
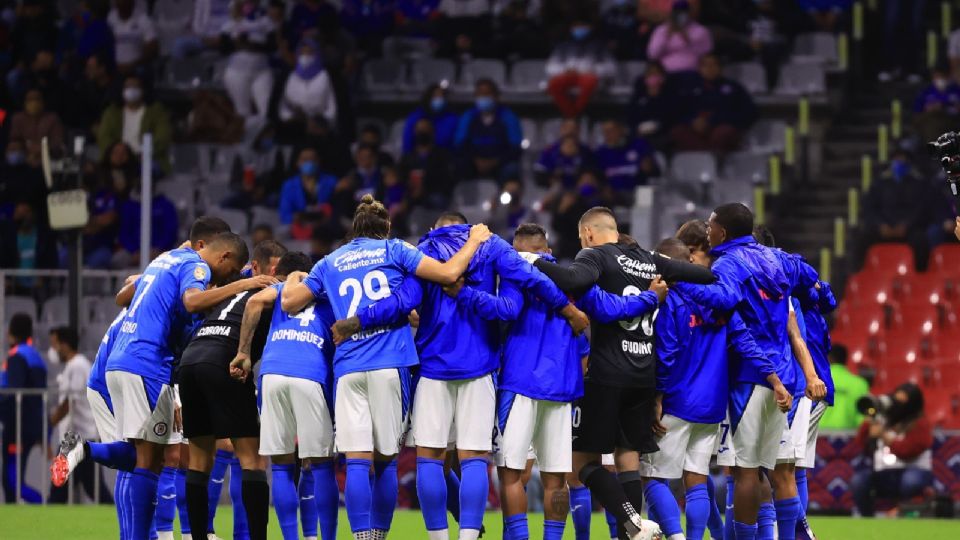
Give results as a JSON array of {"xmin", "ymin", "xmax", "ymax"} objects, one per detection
[
  {"xmin": 194, "ymin": 265, "xmax": 207, "ymax": 280},
  {"xmin": 154, "ymin": 422, "xmax": 169, "ymax": 437}
]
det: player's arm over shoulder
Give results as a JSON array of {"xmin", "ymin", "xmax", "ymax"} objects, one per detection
[{"xmin": 533, "ymin": 247, "xmax": 603, "ymax": 295}]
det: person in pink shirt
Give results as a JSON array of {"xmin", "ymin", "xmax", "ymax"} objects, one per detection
[{"xmin": 645, "ymin": 0, "xmax": 712, "ymax": 73}]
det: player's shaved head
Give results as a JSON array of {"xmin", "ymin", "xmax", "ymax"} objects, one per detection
[
  {"xmin": 578, "ymin": 206, "xmax": 619, "ymax": 248},
  {"xmin": 655, "ymin": 237, "xmax": 690, "ymax": 261},
  {"xmin": 189, "ymin": 216, "xmax": 231, "ymax": 247},
  {"xmin": 513, "ymin": 223, "xmax": 549, "ymax": 254},
  {"xmin": 275, "ymin": 251, "xmax": 313, "ymax": 277},
  {"xmin": 435, "ymin": 211, "xmax": 468, "ymax": 229},
  {"xmin": 578, "ymin": 206, "xmax": 617, "ymax": 230},
  {"xmin": 252, "ymin": 239, "xmax": 287, "ymax": 276}
]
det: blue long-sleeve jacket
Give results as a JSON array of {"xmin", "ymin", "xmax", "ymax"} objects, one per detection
[
  {"xmin": 798, "ymin": 280, "xmax": 837, "ymax": 405},
  {"xmin": 402, "ymin": 107, "xmax": 459, "ymax": 153},
  {"xmin": 357, "ymin": 226, "xmax": 568, "ymax": 380},
  {"xmin": 278, "ymin": 174, "xmax": 337, "ymax": 225},
  {"xmin": 0, "ymin": 342, "xmax": 47, "ymax": 441},
  {"xmin": 656, "ymin": 288, "xmax": 770, "ymax": 424},
  {"xmin": 454, "ymin": 105, "xmax": 523, "ymax": 162}
]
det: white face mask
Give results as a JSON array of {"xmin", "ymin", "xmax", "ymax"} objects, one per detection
[
  {"xmin": 123, "ymin": 87, "xmax": 142, "ymax": 104},
  {"xmin": 47, "ymin": 346, "xmax": 60, "ymax": 364}
]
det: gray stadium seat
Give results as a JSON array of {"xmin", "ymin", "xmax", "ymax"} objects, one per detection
[
  {"xmin": 387, "ymin": 119, "xmax": 406, "ymax": 158},
  {"xmin": 746, "ymin": 119, "xmax": 788, "ymax": 154},
  {"xmin": 611, "ymin": 61, "xmax": 646, "ymax": 96},
  {"xmin": 41, "ymin": 296, "xmax": 69, "ymax": 327},
  {"xmin": 410, "ymin": 59, "xmax": 457, "ymax": 89},
  {"xmin": 539, "ymin": 119, "xmax": 589, "ymax": 148},
  {"xmin": 453, "ymin": 179, "xmax": 500, "ymax": 209},
  {"xmin": 792, "ymin": 32, "xmax": 838, "ymax": 64},
  {"xmin": 670, "ymin": 152, "xmax": 718, "ymax": 183},
  {"xmin": 82, "ymin": 322, "xmax": 110, "ymax": 356},
  {"xmin": 723, "ymin": 152, "xmax": 769, "ymax": 184},
  {"xmin": 207, "ymin": 207, "xmax": 249, "ymax": 235},
  {"xmin": 86, "ymin": 296, "xmax": 122, "ymax": 325},
  {"xmin": 164, "ymin": 55, "xmax": 214, "ymax": 90},
  {"xmin": 172, "ymin": 144, "xmax": 201, "ymax": 174},
  {"xmin": 459, "ymin": 59, "xmax": 507, "ymax": 91},
  {"xmin": 250, "ymin": 206, "xmax": 282, "ymax": 231},
  {"xmin": 363, "ymin": 58, "xmax": 407, "ymax": 92},
  {"xmin": 408, "ymin": 207, "xmax": 444, "ymax": 238},
  {"xmin": 382, "ymin": 36, "xmax": 434, "ymax": 61},
  {"xmin": 508, "ymin": 60, "xmax": 548, "ymax": 93},
  {"xmin": 4, "ymin": 296, "xmax": 38, "ymax": 327},
  {"xmin": 775, "ymin": 63, "xmax": 826, "ymax": 96},
  {"xmin": 157, "ymin": 175, "xmax": 197, "ymax": 217},
  {"xmin": 520, "ymin": 118, "xmax": 539, "ymax": 150},
  {"xmin": 725, "ymin": 62, "xmax": 768, "ymax": 94}
]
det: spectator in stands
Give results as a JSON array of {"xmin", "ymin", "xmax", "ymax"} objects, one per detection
[
  {"xmin": 820, "ymin": 344, "xmax": 871, "ymax": 430},
  {"xmin": 394, "ymin": 0, "xmax": 443, "ymax": 39},
  {"xmin": 534, "ymin": 119, "xmax": 593, "ymax": 188},
  {"xmin": 113, "ymin": 183, "xmax": 179, "ymax": 268},
  {"xmin": 279, "ymin": 37, "xmax": 338, "ymax": 130},
  {"xmin": 398, "ymin": 117, "xmax": 457, "ymax": 209},
  {"xmin": 454, "ymin": 78, "xmax": 523, "ymax": 183},
  {"xmin": 859, "ymin": 150, "xmax": 930, "ymax": 272},
  {"xmin": 551, "ymin": 169, "xmax": 609, "ymax": 259},
  {"xmin": 638, "ymin": 0, "xmax": 701, "ymax": 27},
  {"xmin": 251, "ymin": 223, "xmax": 274, "ymax": 246},
  {"xmin": 309, "ymin": 224, "xmax": 339, "ymax": 262},
  {"xmin": 7, "ymin": 88, "xmax": 65, "ymax": 169},
  {"xmin": 0, "ymin": 313, "xmax": 46, "ymax": 503},
  {"xmin": 540, "ymin": 0, "xmax": 601, "ymax": 43},
  {"xmin": 172, "ymin": 0, "xmax": 233, "ymax": 58},
  {"xmin": 491, "ymin": 0, "xmax": 550, "ymax": 60},
  {"xmin": 745, "ymin": 0, "xmax": 789, "ymax": 90},
  {"xmin": 107, "ymin": 0, "xmax": 158, "ymax": 75},
  {"xmin": 2, "ymin": 140, "xmax": 46, "ymax": 212},
  {"xmin": 601, "ymin": 0, "xmax": 644, "ymax": 60},
  {"xmin": 670, "ymin": 53, "xmax": 756, "ymax": 153},
  {"xmin": 57, "ymin": 0, "xmax": 115, "ymax": 79},
  {"xmin": 64, "ymin": 52, "xmax": 118, "ymax": 133},
  {"xmin": 278, "ymin": 147, "xmax": 338, "ymax": 237},
  {"xmin": 798, "ymin": 0, "xmax": 851, "ymax": 33},
  {"xmin": 335, "ymin": 143, "xmax": 390, "ymax": 210},
  {"xmin": 220, "ymin": 0, "xmax": 276, "ymax": 120},
  {"xmin": 287, "ymin": 0, "xmax": 338, "ymax": 50},
  {"xmin": 851, "ymin": 382, "xmax": 934, "ymax": 516},
  {"xmin": 358, "ymin": 123, "xmax": 396, "ymax": 167},
  {"xmin": 594, "ymin": 119, "xmax": 659, "ymax": 204},
  {"xmin": 96, "ymin": 75, "xmax": 172, "ymax": 173},
  {"xmin": 402, "ymin": 84, "xmax": 459, "ymax": 154},
  {"xmin": 47, "ymin": 326, "xmax": 111, "ymax": 504},
  {"xmin": 646, "ymin": 0, "xmax": 713, "ymax": 74},
  {"xmin": 912, "ymin": 65, "xmax": 960, "ymax": 144},
  {"xmin": 627, "ymin": 60, "xmax": 673, "ymax": 143},
  {"xmin": 6, "ymin": 0, "xmax": 58, "ymax": 100},
  {"xmin": 6, "ymin": 47, "xmax": 68, "ymax": 116},
  {"xmin": 0, "ymin": 202, "xmax": 59, "ymax": 279},
  {"xmin": 82, "ymin": 141, "xmax": 137, "ymax": 269},
  {"xmin": 878, "ymin": 0, "xmax": 925, "ymax": 83},
  {"xmin": 545, "ymin": 18, "xmax": 617, "ymax": 118},
  {"xmin": 340, "ymin": 0, "xmax": 394, "ymax": 56}
]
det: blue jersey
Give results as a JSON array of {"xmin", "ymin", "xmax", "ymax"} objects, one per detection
[
  {"xmin": 260, "ymin": 283, "xmax": 335, "ymax": 387},
  {"xmin": 593, "ymin": 138, "xmax": 655, "ymax": 192},
  {"xmin": 303, "ymin": 237, "xmax": 423, "ymax": 379},
  {"xmin": 106, "ymin": 248, "xmax": 211, "ymax": 383},
  {"xmin": 656, "ymin": 289, "xmax": 769, "ymax": 424},
  {"xmin": 798, "ymin": 281, "xmax": 837, "ymax": 405},
  {"xmin": 87, "ymin": 308, "xmax": 127, "ymax": 397}
]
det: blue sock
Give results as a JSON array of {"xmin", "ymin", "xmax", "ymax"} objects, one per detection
[
  {"xmin": 569, "ymin": 486, "xmax": 592, "ymax": 540},
  {"xmin": 686, "ymin": 483, "xmax": 710, "ymax": 540},
  {"xmin": 757, "ymin": 502, "xmax": 776, "ymax": 540},
  {"xmin": 774, "ymin": 497, "xmax": 801, "ymax": 540},
  {"xmin": 130, "ymin": 468, "xmax": 160, "ymax": 540},
  {"xmin": 445, "ymin": 468, "xmax": 462, "ymax": 523},
  {"xmin": 229, "ymin": 458, "xmax": 249, "ymax": 540},
  {"xmin": 371, "ymin": 460, "xmax": 398, "ymax": 532},
  {"xmin": 312, "ymin": 462, "xmax": 339, "ymax": 540},
  {"xmin": 300, "ymin": 468, "xmax": 319, "ymax": 538},
  {"xmin": 271, "ymin": 463, "xmax": 300, "ymax": 540},
  {"xmin": 644, "ymin": 479, "xmax": 682, "ymax": 537},
  {"xmin": 175, "ymin": 468, "xmax": 190, "ymax": 534},
  {"xmin": 87, "ymin": 441, "xmax": 137, "ymax": 472},
  {"xmin": 116, "ymin": 470, "xmax": 130, "ymax": 539},
  {"xmin": 724, "ymin": 476, "xmax": 736, "ymax": 540},
  {"xmin": 345, "ymin": 458, "xmax": 373, "ymax": 533},
  {"xmin": 734, "ymin": 520, "xmax": 757, "ymax": 540},
  {"xmin": 544, "ymin": 518, "xmax": 565, "ymax": 540},
  {"xmin": 207, "ymin": 449, "xmax": 232, "ymax": 532},
  {"xmin": 604, "ymin": 509, "xmax": 618, "ymax": 539},
  {"xmin": 458, "ymin": 458, "xmax": 488, "ymax": 533},
  {"xmin": 416, "ymin": 457, "xmax": 448, "ymax": 532},
  {"xmin": 706, "ymin": 475, "xmax": 724, "ymax": 540},
  {"xmin": 156, "ymin": 467, "xmax": 177, "ymax": 532},
  {"xmin": 504, "ymin": 514, "xmax": 528, "ymax": 540},
  {"xmin": 795, "ymin": 470, "xmax": 809, "ymax": 515}
]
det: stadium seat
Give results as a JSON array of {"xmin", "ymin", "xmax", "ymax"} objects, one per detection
[
  {"xmin": 408, "ymin": 207, "xmax": 443, "ymax": 238},
  {"xmin": 250, "ymin": 206, "xmax": 282, "ymax": 232},
  {"xmin": 774, "ymin": 63, "xmax": 826, "ymax": 96},
  {"xmin": 670, "ymin": 151, "xmax": 718, "ymax": 183},
  {"xmin": 507, "ymin": 60, "xmax": 548, "ymax": 93},
  {"xmin": 207, "ymin": 207, "xmax": 249, "ymax": 235},
  {"xmin": 363, "ymin": 58, "xmax": 407, "ymax": 93},
  {"xmin": 610, "ymin": 61, "xmax": 646, "ymax": 96},
  {"xmin": 722, "ymin": 152, "xmax": 769, "ymax": 184},
  {"xmin": 410, "ymin": 58, "xmax": 457, "ymax": 89},
  {"xmin": 452, "ymin": 179, "xmax": 500, "ymax": 209},
  {"xmin": 164, "ymin": 54, "xmax": 214, "ymax": 90},
  {"xmin": 539, "ymin": 119, "xmax": 589, "ymax": 149},
  {"xmin": 382, "ymin": 36, "xmax": 433, "ymax": 61},
  {"xmin": 458, "ymin": 59, "xmax": 507, "ymax": 91},
  {"xmin": 172, "ymin": 144, "xmax": 202, "ymax": 174},
  {"xmin": 724, "ymin": 62, "xmax": 768, "ymax": 94},
  {"xmin": 157, "ymin": 175, "xmax": 198, "ymax": 222},
  {"xmin": 745, "ymin": 119, "xmax": 787, "ymax": 154},
  {"xmin": 3, "ymin": 295, "xmax": 38, "ymax": 327},
  {"xmin": 81, "ymin": 322, "xmax": 110, "ymax": 356},
  {"xmin": 866, "ymin": 243, "xmax": 915, "ymax": 277},
  {"xmin": 925, "ymin": 388, "xmax": 960, "ymax": 429},
  {"xmin": 930, "ymin": 243, "xmax": 960, "ymax": 278},
  {"xmin": 520, "ymin": 118, "xmax": 539, "ymax": 150},
  {"xmin": 890, "ymin": 272, "xmax": 944, "ymax": 307},
  {"xmin": 792, "ymin": 32, "xmax": 839, "ymax": 64},
  {"xmin": 842, "ymin": 271, "xmax": 894, "ymax": 306},
  {"xmin": 40, "ymin": 296, "xmax": 69, "ymax": 327}
]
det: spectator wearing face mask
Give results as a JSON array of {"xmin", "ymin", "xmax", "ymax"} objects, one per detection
[
  {"xmin": 627, "ymin": 61, "xmax": 674, "ymax": 142},
  {"xmin": 402, "ymin": 84, "xmax": 460, "ymax": 154},
  {"xmin": 912, "ymin": 66, "xmax": 960, "ymax": 144},
  {"xmin": 646, "ymin": 0, "xmax": 713, "ymax": 73},
  {"xmin": 534, "ymin": 119, "xmax": 593, "ymax": 189},
  {"xmin": 545, "ymin": 19, "xmax": 616, "ymax": 118},
  {"xmin": 594, "ymin": 119, "xmax": 659, "ymax": 204},
  {"xmin": 278, "ymin": 147, "xmax": 338, "ymax": 230},
  {"xmin": 107, "ymin": 0, "xmax": 158, "ymax": 75},
  {"xmin": 357, "ymin": 123, "xmax": 396, "ymax": 168},
  {"xmin": 398, "ymin": 117, "xmax": 457, "ymax": 210},
  {"xmin": 280, "ymin": 38, "xmax": 338, "ymax": 131},
  {"xmin": 96, "ymin": 75, "xmax": 172, "ymax": 173},
  {"xmin": 454, "ymin": 78, "xmax": 523, "ymax": 183},
  {"xmin": 601, "ymin": 0, "xmax": 645, "ymax": 60},
  {"xmin": 8, "ymin": 88, "xmax": 64, "ymax": 169},
  {"xmin": 220, "ymin": 0, "xmax": 276, "ymax": 120}
]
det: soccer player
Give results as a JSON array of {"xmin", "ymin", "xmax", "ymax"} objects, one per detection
[
  {"xmin": 279, "ymin": 195, "xmax": 494, "ymax": 540},
  {"xmin": 676, "ymin": 204, "xmax": 825, "ymax": 540},
  {"xmin": 641, "ymin": 238, "xmax": 791, "ymax": 540},
  {"xmin": 531, "ymin": 207, "xmax": 715, "ymax": 540}
]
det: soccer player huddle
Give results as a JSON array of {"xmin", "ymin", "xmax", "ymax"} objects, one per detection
[{"xmin": 51, "ymin": 193, "xmax": 837, "ymax": 540}]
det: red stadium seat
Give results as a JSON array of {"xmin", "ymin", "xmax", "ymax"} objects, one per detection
[
  {"xmin": 865, "ymin": 243, "xmax": 915, "ymax": 277},
  {"xmin": 925, "ymin": 388, "xmax": 960, "ymax": 429},
  {"xmin": 890, "ymin": 272, "xmax": 945, "ymax": 307},
  {"xmin": 872, "ymin": 358, "xmax": 940, "ymax": 395},
  {"xmin": 831, "ymin": 327, "xmax": 880, "ymax": 368},
  {"xmin": 842, "ymin": 271, "xmax": 894, "ymax": 307},
  {"xmin": 930, "ymin": 243, "xmax": 960, "ymax": 279}
]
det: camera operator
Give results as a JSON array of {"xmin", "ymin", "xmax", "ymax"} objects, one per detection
[{"xmin": 850, "ymin": 382, "xmax": 934, "ymax": 516}]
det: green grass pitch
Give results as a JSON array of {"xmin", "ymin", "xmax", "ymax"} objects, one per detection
[{"xmin": 0, "ymin": 506, "xmax": 958, "ymax": 539}]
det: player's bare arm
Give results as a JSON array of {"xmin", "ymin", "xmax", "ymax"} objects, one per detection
[
  {"xmin": 414, "ymin": 224, "xmax": 492, "ymax": 285},
  {"xmin": 183, "ymin": 274, "xmax": 278, "ymax": 314},
  {"xmin": 788, "ymin": 310, "xmax": 827, "ymax": 401},
  {"xmin": 331, "ymin": 316, "xmax": 362, "ymax": 345},
  {"xmin": 280, "ymin": 271, "xmax": 313, "ymax": 313},
  {"xmin": 766, "ymin": 373, "xmax": 793, "ymax": 413},
  {"xmin": 115, "ymin": 273, "xmax": 141, "ymax": 306},
  {"xmin": 230, "ymin": 287, "xmax": 279, "ymax": 381}
]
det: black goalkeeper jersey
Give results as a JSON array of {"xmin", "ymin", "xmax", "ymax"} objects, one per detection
[{"xmin": 179, "ymin": 288, "xmax": 272, "ymax": 369}]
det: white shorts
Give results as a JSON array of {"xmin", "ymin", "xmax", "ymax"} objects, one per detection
[
  {"xmin": 412, "ymin": 374, "xmax": 496, "ymax": 452},
  {"xmin": 717, "ymin": 385, "xmax": 786, "ymax": 469},
  {"xmin": 105, "ymin": 371, "xmax": 181, "ymax": 444},
  {"xmin": 87, "ymin": 387, "xmax": 120, "ymax": 443},
  {"xmin": 601, "ymin": 453, "xmax": 615, "ymax": 466},
  {"xmin": 777, "ymin": 395, "xmax": 812, "ymax": 464},
  {"xmin": 495, "ymin": 394, "xmax": 571, "ymax": 473},
  {"xmin": 640, "ymin": 415, "xmax": 719, "ymax": 479},
  {"xmin": 335, "ymin": 368, "xmax": 411, "ymax": 455},
  {"xmin": 259, "ymin": 375, "xmax": 334, "ymax": 458},
  {"xmin": 796, "ymin": 399, "xmax": 828, "ymax": 469}
]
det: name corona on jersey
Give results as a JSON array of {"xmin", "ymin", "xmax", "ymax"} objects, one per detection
[
  {"xmin": 269, "ymin": 328, "xmax": 325, "ymax": 349},
  {"xmin": 196, "ymin": 325, "xmax": 231, "ymax": 338},
  {"xmin": 333, "ymin": 248, "xmax": 387, "ymax": 272},
  {"xmin": 622, "ymin": 339, "xmax": 653, "ymax": 355},
  {"xmin": 616, "ymin": 255, "xmax": 657, "ymax": 280}
]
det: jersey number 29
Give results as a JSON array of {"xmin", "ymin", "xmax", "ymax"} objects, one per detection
[{"xmin": 338, "ymin": 270, "xmax": 392, "ymax": 317}]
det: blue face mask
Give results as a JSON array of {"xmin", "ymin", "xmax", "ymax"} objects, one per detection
[
  {"xmin": 475, "ymin": 96, "xmax": 495, "ymax": 111},
  {"xmin": 571, "ymin": 26, "xmax": 591, "ymax": 40},
  {"xmin": 891, "ymin": 160, "xmax": 910, "ymax": 180},
  {"xmin": 6, "ymin": 151, "xmax": 24, "ymax": 166},
  {"xmin": 430, "ymin": 97, "xmax": 445, "ymax": 112},
  {"xmin": 579, "ymin": 184, "xmax": 598, "ymax": 198},
  {"xmin": 300, "ymin": 160, "xmax": 318, "ymax": 177}
]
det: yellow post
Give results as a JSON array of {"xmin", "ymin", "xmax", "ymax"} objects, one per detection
[
  {"xmin": 820, "ymin": 248, "xmax": 832, "ymax": 284},
  {"xmin": 784, "ymin": 126, "xmax": 796, "ymax": 166},
  {"xmin": 849, "ymin": 187, "xmax": 860, "ymax": 227},
  {"xmin": 943, "ymin": 1, "xmax": 952, "ymax": 39},
  {"xmin": 754, "ymin": 187, "xmax": 766, "ymax": 225},
  {"xmin": 878, "ymin": 124, "xmax": 889, "ymax": 164},
  {"xmin": 835, "ymin": 218, "xmax": 846, "ymax": 257},
  {"xmin": 853, "ymin": 2, "xmax": 864, "ymax": 41},
  {"xmin": 891, "ymin": 99, "xmax": 902, "ymax": 139},
  {"xmin": 862, "ymin": 154, "xmax": 873, "ymax": 192},
  {"xmin": 769, "ymin": 155, "xmax": 781, "ymax": 195},
  {"xmin": 928, "ymin": 31, "xmax": 939, "ymax": 69},
  {"xmin": 838, "ymin": 33, "xmax": 849, "ymax": 71},
  {"xmin": 798, "ymin": 98, "xmax": 810, "ymax": 137}
]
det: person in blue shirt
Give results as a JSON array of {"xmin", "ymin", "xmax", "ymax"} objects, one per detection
[
  {"xmin": 279, "ymin": 147, "xmax": 338, "ymax": 226},
  {"xmin": 402, "ymin": 83, "xmax": 460, "ymax": 154},
  {"xmin": 454, "ymin": 79, "xmax": 523, "ymax": 183},
  {"xmin": 1, "ymin": 313, "xmax": 46, "ymax": 503},
  {"xmin": 677, "ymin": 204, "xmax": 825, "ymax": 540},
  {"xmin": 533, "ymin": 122, "xmax": 594, "ymax": 189},
  {"xmin": 913, "ymin": 66, "xmax": 960, "ymax": 143},
  {"xmin": 278, "ymin": 195, "xmax": 495, "ymax": 540},
  {"xmin": 593, "ymin": 119, "xmax": 659, "ymax": 202}
]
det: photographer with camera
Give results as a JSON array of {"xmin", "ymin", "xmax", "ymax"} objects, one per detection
[{"xmin": 849, "ymin": 382, "xmax": 934, "ymax": 516}]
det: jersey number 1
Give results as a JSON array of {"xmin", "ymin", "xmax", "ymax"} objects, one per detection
[{"xmin": 338, "ymin": 270, "xmax": 391, "ymax": 317}]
